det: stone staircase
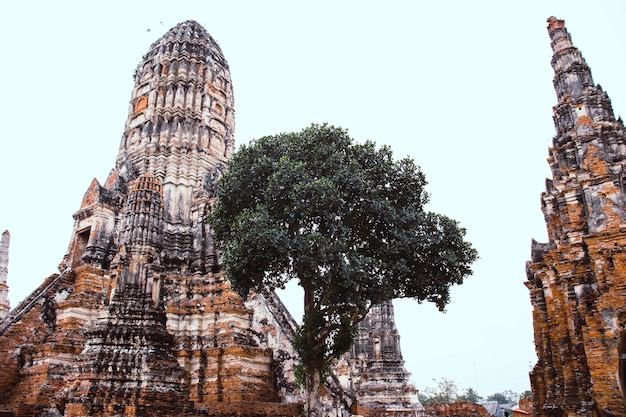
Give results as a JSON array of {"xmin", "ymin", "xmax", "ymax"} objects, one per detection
[{"xmin": 0, "ymin": 268, "xmax": 72, "ymax": 337}]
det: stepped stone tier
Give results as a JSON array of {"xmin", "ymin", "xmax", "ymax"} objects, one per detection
[
  {"xmin": 526, "ymin": 17, "xmax": 626, "ymax": 417},
  {"xmin": 0, "ymin": 230, "xmax": 9, "ymax": 319},
  {"xmin": 0, "ymin": 21, "xmax": 421, "ymax": 417},
  {"xmin": 340, "ymin": 302, "xmax": 425, "ymax": 416}
]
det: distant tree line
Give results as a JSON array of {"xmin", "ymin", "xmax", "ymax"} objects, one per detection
[{"xmin": 418, "ymin": 378, "xmax": 532, "ymax": 405}]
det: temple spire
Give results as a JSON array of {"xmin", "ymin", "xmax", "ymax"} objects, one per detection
[
  {"xmin": 548, "ymin": 16, "xmax": 593, "ymax": 100},
  {"xmin": 543, "ymin": 17, "xmax": 626, "ymax": 240},
  {"xmin": 548, "ymin": 16, "xmax": 617, "ymax": 136},
  {"xmin": 118, "ymin": 20, "xmax": 234, "ymax": 177},
  {"xmin": 0, "ymin": 230, "xmax": 10, "ymax": 319},
  {"xmin": 526, "ymin": 20, "xmax": 626, "ymax": 415}
]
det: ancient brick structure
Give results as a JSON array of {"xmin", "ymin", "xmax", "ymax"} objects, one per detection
[
  {"xmin": 423, "ymin": 402, "xmax": 490, "ymax": 417},
  {"xmin": 518, "ymin": 397, "xmax": 534, "ymax": 415},
  {"xmin": 341, "ymin": 302, "xmax": 424, "ymax": 416},
  {"xmin": 526, "ymin": 17, "xmax": 626, "ymax": 417},
  {"xmin": 0, "ymin": 230, "xmax": 9, "ymax": 319},
  {"xmin": 0, "ymin": 21, "xmax": 420, "ymax": 417}
]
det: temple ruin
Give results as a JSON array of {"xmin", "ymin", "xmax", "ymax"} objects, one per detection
[
  {"xmin": 526, "ymin": 17, "xmax": 626, "ymax": 417},
  {"xmin": 0, "ymin": 21, "xmax": 422, "ymax": 417}
]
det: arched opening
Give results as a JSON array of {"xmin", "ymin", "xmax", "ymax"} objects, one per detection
[
  {"xmin": 134, "ymin": 96, "xmax": 148, "ymax": 114},
  {"xmin": 70, "ymin": 227, "xmax": 91, "ymax": 267}
]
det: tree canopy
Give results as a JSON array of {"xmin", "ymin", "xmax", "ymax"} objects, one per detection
[
  {"xmin": 486, "ymin": 390, "xmax": 519, "ymax": 404},
  {"xmin": 421, "ymin": 378, "xmax": 461, "ymax": 404},
  {"xmin": 458, "ymin": 387, "xmax": 483, "ymax": 403},
  {"xmin": 419, "ymin": 379, "xmax": 482, "ymax": 404},
  {"xmin": 209, "ymin": 124, "xmax": 478, "ymax": 414},
  {"xmin": 419, "ymin": 379, "xmax": 522, "ymax": 405}
]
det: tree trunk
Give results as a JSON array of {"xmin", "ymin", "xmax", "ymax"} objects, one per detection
[
  {"xmin": 302, "ymin": 282, "xmax": 324, "ymax": 417},
  {"xmin": 305, "ymin": 367, "xmax": 323, "ymax": 417}
]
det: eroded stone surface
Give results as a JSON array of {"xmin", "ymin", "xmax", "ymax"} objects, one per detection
[
  {"xmin": 0, "ymin": 20, "xmax": 295, "ymax": 417},
  {"xmin": 526, "ymin": 17, "xmax": 626, "ymax": 417},
  {"xmin": 424, "ymin": 402, "xmax": 490, "ymax": 417},
  {"xmin": 342, "ymin": 302, "xmax": 425, "ymax": 417},
  {"xmin": 0, "ymin": 20, "xmax": 419, "ymax": 417},
  {"xmin": 0, "ymin": 230, "xmax": 9, "ymax": 319}
]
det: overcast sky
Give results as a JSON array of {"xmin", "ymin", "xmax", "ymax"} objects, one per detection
[{"xmin": 2, "ymin": 0, "xmax": 626, "ymax": 398}]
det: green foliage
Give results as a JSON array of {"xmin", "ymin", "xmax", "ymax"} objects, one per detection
[
  {"xmin": 209, "ymin": 123, "xmax": 478, "ymax": 402},
  {"xmin": 294, "ymin": 362, "xmax": 307, "ymax": 389},
  {"xmin": 519, "ymin": 390, "xmax": 532, "ymax": 400},
  {"xmin": 420, "ymin": 379, "xmax": 523, "ymax": 406},
  {"xmin": 486, "ymin": 390, "xmax": 519, "ymax": 404},
  {"xmin": 420, "ymin": 379, "xmax": 483, "ymax": 404},
  {"xmin": 418, "ymin": 391, "xmax": 433, "ymax": 405},
  {"xmin": 422, "ymin": 378, "xmax": 459, "ymax": 404},
  {"xmin": 457, "ymin": 387, "xmax": 483, "ymax": 403}
]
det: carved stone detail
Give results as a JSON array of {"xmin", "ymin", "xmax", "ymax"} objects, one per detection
[
  {"xmin": 0, "ymin": 230, "xmax": 9, "ymax": 319},
  {"xmin": 0, "ymin": 20, "xmax": 419, "ymax": 417},
  {"xmin": 526, "ymin": 17, "xmax": 626, "ymax": 417}
]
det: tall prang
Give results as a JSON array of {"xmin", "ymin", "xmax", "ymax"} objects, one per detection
[
  {"xmin": 0, "ymin": 21, "xmax": 299, "ymax": 417},
  {"xmin": 69, "ymin": 20, "xmax": 234, "ymax": 274},
  {"xmin": 0, "ymin": 230, "xmax": 9, "ymax": 319},
  {"xmin": 526, "ymin": 17, "xmax": 626, "ymax": 417},
  {"xmin": 60, "ymin": 20, "xmax": 255, "ymax": 415},
  {"xmin": 0, "ymin": 20, "xmax": 422, "ymax": 417}
]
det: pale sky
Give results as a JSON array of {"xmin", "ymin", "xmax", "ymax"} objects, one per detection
[{"xmin": 1, "ymin": 0, "xmax": 626, "ymax": 398}]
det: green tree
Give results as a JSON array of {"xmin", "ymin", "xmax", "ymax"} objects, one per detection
[
  {"xmin": 519, "ymin": 390, "xmax": 532, "ymax": 400},
  {"xmin": 457, "ymin": 387, "xmax": 482, "ymax": 403},
  {"xmin": 486, "ymin": 390, "xmax": 519, "ymax": 404},
  {"xmin": 210, "ymin": 124, "xmax": 478, "ymax": 416},
  {"xmin": 423, "ymin": 378, "xmax": 459, "ymax": 403},
  {"xmin": 418, "ymin": 391, "xmax": 433, "ymax": 405}
]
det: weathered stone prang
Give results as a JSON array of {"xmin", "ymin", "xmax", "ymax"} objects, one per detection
[{"xmin": 526, "ymin": 17, "xmax": 626, "ymax": 417}]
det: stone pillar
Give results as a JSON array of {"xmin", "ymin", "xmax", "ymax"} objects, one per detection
[{"xmin": 0, "ymin": 230, "xmax": 10, "ymax": 319}]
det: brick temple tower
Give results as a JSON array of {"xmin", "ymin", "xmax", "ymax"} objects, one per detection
[
  {"xmin": 0, "ymin": 20, "xmax": 421, "ymax": 417},
  {"xmin": 0, "ymin": 21, "xmax": 299, "ymax": 417},
  {"xmin": 0, "ymin": 230, "xmax": 9, "ymax": 319},
  {"xmin": 526, "ymin": 17, "xmax": 626, "ymax": 417}
]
